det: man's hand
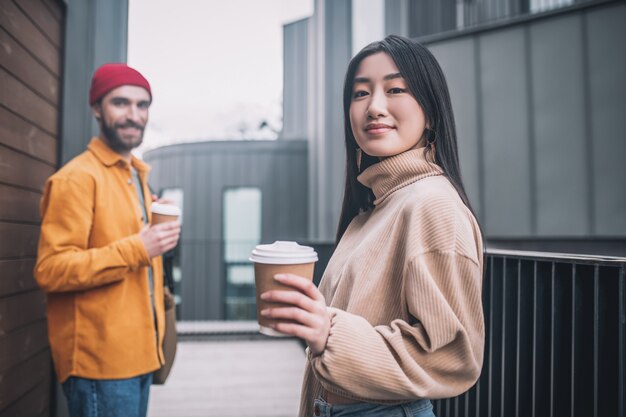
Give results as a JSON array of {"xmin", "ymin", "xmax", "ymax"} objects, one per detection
[
  {"xmin": 139, "ymin": 221, "xmax": 181, "ymax": 258},
  {"xmin": 151, "ymin": 195, "xmax": 175, "ymax": 205}
]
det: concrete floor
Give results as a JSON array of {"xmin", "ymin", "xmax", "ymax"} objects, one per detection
[{"xmin": 147, "ymin": 338, "xmax": 306, "ymax": 417}]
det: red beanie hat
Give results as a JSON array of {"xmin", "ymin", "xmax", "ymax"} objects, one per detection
[{"xmin": 89, "ymin": 63, "xmax": 152, "ymax": 105}]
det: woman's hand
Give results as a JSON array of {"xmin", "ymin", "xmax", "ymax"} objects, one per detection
[{"xmin": 260, "ymin": 274, "xmax": 331, "ymax": 356}]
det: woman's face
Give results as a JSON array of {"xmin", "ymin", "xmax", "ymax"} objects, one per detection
[{"xmin": 349, "ymin": 52, "xmax": 426, "ymax": 159}]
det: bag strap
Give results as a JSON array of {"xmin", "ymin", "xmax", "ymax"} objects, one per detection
[{"xmin": 148, "ymin": 183, "xmax": 176, "ymax": 294}]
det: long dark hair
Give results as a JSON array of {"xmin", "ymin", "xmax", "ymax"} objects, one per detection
[{"xmin": 336, "ymin": 35, "xmax": 477, "ymax": 244}]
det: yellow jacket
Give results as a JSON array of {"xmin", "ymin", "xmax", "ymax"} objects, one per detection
[{"xmin": 35, "ymin": 137, "xmax": 165, "ymax": 382}]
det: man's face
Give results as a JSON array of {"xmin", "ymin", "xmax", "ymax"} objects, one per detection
[{"xmin": 92, "ymin": 85, "xmax": 151, "ymax": 153}]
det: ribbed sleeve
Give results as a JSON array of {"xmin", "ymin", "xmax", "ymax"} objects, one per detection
[{"xmin": 309, "ymin": 252, "xmax": 483, "ymax": 401}]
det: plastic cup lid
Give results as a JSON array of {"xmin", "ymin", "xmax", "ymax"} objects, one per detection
[
  {"xmin": 151, "ymin": 203, "xmax": 181, "ymax": 216},
  {"xmin": 249, "ymin": 241, "xmax": 318, "ymax": 265}
]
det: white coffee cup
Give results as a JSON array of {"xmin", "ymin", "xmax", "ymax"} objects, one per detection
[
  {"xmin": 249, "ymin": 241, "xmax": 318, "ymax": 337},
  {"xmin": 151, "ymin": 202, "xmax": 181, "ymax": 225}
]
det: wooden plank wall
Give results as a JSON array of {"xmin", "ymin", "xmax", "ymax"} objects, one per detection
[{"xmin": 0, "ymin": 0, "xmax": 64, "ymax": 416}]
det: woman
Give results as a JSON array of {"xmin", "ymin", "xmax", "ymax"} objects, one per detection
[{"xmin": 261, "ymin": 35, "xmax": 484, "ymax": 417}]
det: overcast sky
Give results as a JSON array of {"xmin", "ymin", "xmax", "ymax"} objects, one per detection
[{"xmin": 128, "ymin": 0, "xmax": 313, "ymax": 152}]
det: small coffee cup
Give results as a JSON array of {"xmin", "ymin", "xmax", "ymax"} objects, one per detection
[
  {"xmin": 249, "ymin": 241, "xmax": 318, "ymax": 337},
  {"xmin": 151, "ymin": 202, "xmax": 181, "ymax": 225}
]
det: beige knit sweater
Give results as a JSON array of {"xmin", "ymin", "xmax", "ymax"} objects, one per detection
[{"xmin": 298, "ymin": 147, "xmax": 484, "ymax": 416}]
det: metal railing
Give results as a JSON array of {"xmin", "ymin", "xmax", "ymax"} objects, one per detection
[{"xmin": 433, "ymin": 249, "xmax": 626, "ymax": 417}]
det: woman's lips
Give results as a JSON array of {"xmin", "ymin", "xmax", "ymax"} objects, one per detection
[{"xmin": 365, "ymin": 124, "xmax": 394, "ymax": 135}]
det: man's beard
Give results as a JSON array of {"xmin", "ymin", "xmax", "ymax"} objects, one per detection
[{"xmin": 100, "ymin": 118, "xmax": 145, "ymax": 153}]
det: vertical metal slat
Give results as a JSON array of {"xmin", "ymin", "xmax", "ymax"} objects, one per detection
[
  {"xmin": 593, "ymin": 265, "xmax": 599, "ymax": 417},
  {"xmin": 488, "ymin": 256, "xmax": 495, "ymax": 417},
  {"xmin": 570, "ymin": 264, "xmax": 577, "ymax": 417},
  {"xmin": 515, "ymin": 259, "xmax": 522, "ymax": 417},
  {"xmin": 476, "ymin": 372, "xmax": 481, "ymax": 417},
  {"xmin": 463, "ymin": 388, "xmax": 469, "ymax": 417},
  {"xmin": 550, "ymin": 262, "xmax": 556, "ymax": 417},
  {"xmin": 532, "ymin": 260, "xmax": 538, "ymax": 417},
  {"xmin": 501, "ymin": 257, "xmax": 507, "ymax": 417},
  {"xmin": 618, "ymin": 266, "xmax": 625, "ymax": 417}
]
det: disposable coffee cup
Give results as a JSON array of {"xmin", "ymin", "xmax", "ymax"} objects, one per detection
[
  {"xmin": 151, "ymin": 202, "xmax": 181, "ymax": 225},
  {"xmin": 249, "ymin": 241, "xmax": 318, "ymax": 337}
]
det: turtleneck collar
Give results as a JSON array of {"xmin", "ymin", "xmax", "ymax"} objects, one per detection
[{"xmin": 357, "ymin": 147, "xmax": 444, "ymax": 205}]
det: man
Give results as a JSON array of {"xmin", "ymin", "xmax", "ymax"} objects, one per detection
[{"xmin": 35, "ymin": 63, "xmax": 181, "ymax": 416}]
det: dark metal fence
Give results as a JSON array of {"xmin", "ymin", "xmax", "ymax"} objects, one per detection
[{"xmin": 433, "ymin": 249, "xmax": 626, "ymax": 417}]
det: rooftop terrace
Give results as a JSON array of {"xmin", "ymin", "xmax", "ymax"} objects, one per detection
[{"xmin": 147, "ymin": 322, "xmax": 306, "ymax": 417}]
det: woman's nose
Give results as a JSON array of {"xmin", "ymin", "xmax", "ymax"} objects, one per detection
[{"xmin": 367, "ymin": 90, "xmax": 388, "ymax": 119}]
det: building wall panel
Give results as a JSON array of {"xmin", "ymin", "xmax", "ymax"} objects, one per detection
[
  {"xmin": 282, "ymin": 18, "xmax": 309, "ymax": 140},
  {"xmin": 480, "ymin": 26, "xmax": 532, "ymax": 236},
  {"xmin": 0, "ymin": 68, "xmax": 58, "ymax": 135},
  {"xmin": 0, "ymin": 321, "xmax": 48, "ymax": 373},
  {"xmin": 0, "ymin": 1, "xmax": 64, "ymax": 414},
  {"xmin": 430, "ymin": 37, "xmax": 483, "ymax": 219},
  {"xmin": 586, "ymin": 3, "xmax": 626, "ymax": 236},
  {"xmin": 0, "ymin": 290, "xmax": 46, "ymax": 336},
  {"xmin": 0, "ymin": 259, "xmax": 38, "ymax": 296},
  {"xmin": 423, "ymin": 1, "xmax": 625, "ymax": 240},
  {"xmin": 0, "ymin": 27, "xmax": 59, "ymax": 104},
  {"xmin": 15, "ymin": 0, "xmax": 62, "ymax": 48},
  {"xmin": 0, "ymin": 107, "xmax": 57, "ymax": 164},
  {"xmin": 0, "ymin": 184, "xmax": 42, "ymax": 223},
  {"xmin": 0, "ymin": 350, "xmax": 51, "ymax": 410},
  {"xmin": 308, "ymin": 0, "xmax": 352, "ymax": 241},
  {"xmin": 42, "ymin": 0, "xmax": 63, "ymax": 21},
  {"xmin": 0, "ymin": 0, "xmax": 60, "ymax": 75},
  {"xmin": 531, "ymin": 14, "xmax": 588, "ymax": 236},
  {"xmin": 0, "ymin": 145, "xmax": 55, "ymax": 191},
  {"xmin": 0, "ymin": 380, "xmax": 49, "ymax": 417}
]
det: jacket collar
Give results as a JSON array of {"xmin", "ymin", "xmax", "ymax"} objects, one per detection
[{"xmin": 87, "ymin": 137, "xmax": 150, "ymax": 173}]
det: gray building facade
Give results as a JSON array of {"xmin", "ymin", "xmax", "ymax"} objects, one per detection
[
  {"xmin": 281, "ymin": 17, "xmax": 309, "ymax": 140},
  {"xmin": 144, "ymin": 0, "xmax": 625, "ymax": 325},
  {"xmin": 61, "ymin": 0, "xmax": 130, "ymax": 163},
  {"xmin": 421, "ymin": 0, "xmax": 626, "ymax": 249},
  {"xmin": 307, "ymin": 0, "xmax": 354, "ymax": 242},
  {"xmin": 284, "ymin": 0, "xmax": 626, "ymax": 249},
  {"xmin": 144, "ymin": 140, "xmax": 309, "ymax": 320}
]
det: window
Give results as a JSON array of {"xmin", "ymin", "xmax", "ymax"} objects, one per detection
[{"xmin": 223, "ymin": 187, "xmax": 262, "ymax": 320}]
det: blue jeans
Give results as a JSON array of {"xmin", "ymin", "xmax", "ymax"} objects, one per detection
[
  {"xmin": 62, "ymin": 373, "xmax": 152, "ymax": 417},
  {"xmin": 313, "ymin": 397, "xmax": 436, "ymax": 417}
]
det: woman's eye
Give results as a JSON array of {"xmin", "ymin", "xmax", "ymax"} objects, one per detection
[
  {"xmin": 388, "ymin": 87, "xmax": 406, "ymax": 94},
  {"xmin": 353, "ymin": 90, "xmax": 369, "ymax": 99}
]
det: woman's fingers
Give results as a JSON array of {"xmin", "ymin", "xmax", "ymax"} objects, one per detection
[
  {"xmin": 273, "ymin": 274, "xmax": 325, "ymax": 302},
  {"xmin": 261, "ymin": 306, "xmax": 328, "ymax": 327},
  {"xmin": 260, "ymin": 289, "xmax": 324, "ymax": 314},
  {"xmin": 271, "ymin": 321, "xmax": 318, "ymax": 340}
]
